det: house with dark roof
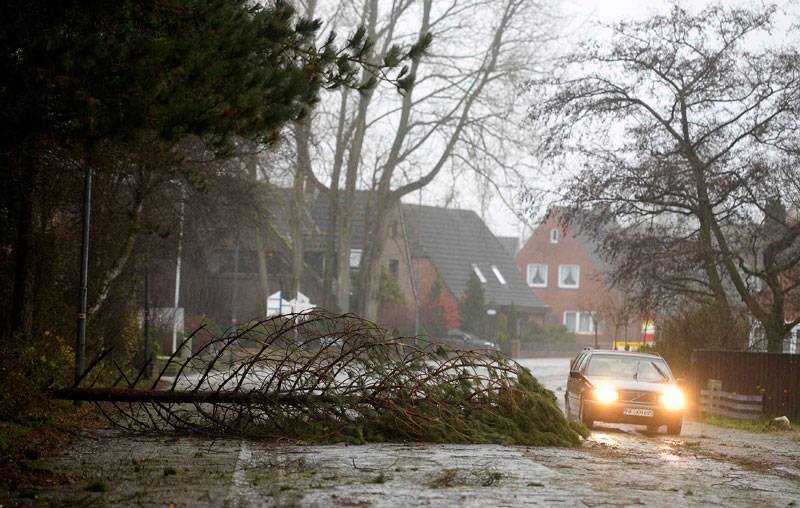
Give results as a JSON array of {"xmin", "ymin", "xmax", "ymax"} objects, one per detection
[
  {"xmin": 496, "ymin": 236, "xmax": 519, "ymax": 257},
  {"xmin": 515, "ymin": 208, "xmax": 643, "ymax": 348},
  {"xmin": 279, "ymin": 192, "xmax": 547, "ymax": 329},
  {"xmin": 402, "ymin": 204, "xmax": 547, "ymax": 321},
  {"xmin": 156, "ymin": 186, "xmax": 546, "ymax": 339}
]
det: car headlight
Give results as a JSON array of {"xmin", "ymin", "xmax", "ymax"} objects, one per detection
[
  {"xmin": 658, "ymin": 387, "xmax": 684, "ymax": 409},
  {"xmin": 592, "ymin": 385, "xmax": 619, "ymax": 403}
]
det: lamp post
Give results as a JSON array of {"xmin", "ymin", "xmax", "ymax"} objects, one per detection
[
  {"xmin": 229, "ymin": 242, "xmax": 239, "ymax": 366},
  {"xmin": 74, "ymin": 165, "xmax": 91, "ymax": 396},
  {"xmin": 144, "ymin": 255, "xmax": 152, "ymax": 379}
]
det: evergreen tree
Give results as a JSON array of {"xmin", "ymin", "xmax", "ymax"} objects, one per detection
[
  {"xmin": 493, "ymin": 313, "xmax": 509, "ymax": 345},
  {"xmin": 506, "ymin": 302, "xmax": 519, "ymax": 341},
  {"xmin": 0, "ymin": 0, "xmax": 395, "ymax": 340},
  {"xmin": 459, "ymin": 272, "xmax": 485, "ymax": 335},
  {"xmin": 420, "ymin": 276, "xmax": 460, "ymax": 336},
  {"xmin": 378, "ymin": 266, "xmax": 405, "ymax": 305}
]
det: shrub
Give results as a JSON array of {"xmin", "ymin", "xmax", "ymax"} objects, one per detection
[
  {"xmin": 0, "ymin": 331, "xmax": 74, "ymax": 423},
  {"xmin": 522, "ymin": 321, "xmax": 576, "ymax": 344},
  {"xmin": 654, "ymin": 303, "xmax": 749, "ymax": 378}
]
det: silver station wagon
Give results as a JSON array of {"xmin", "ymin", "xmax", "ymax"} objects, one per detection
[{"xmin": 565, "ymin": 348, "xmax": 685, "ymax": 435}]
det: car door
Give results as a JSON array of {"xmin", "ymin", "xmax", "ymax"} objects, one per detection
[{"xmin": 566, "ymin": 353, "xmax": 585, "ymax": 416}]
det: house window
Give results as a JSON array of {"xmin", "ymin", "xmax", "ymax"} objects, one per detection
[
  {"xmin": 471, "ymin": 263, "xmax": 487, "ymax": 283},
  {"xmin": 578, "ymin": 313, "xmax": 593, "ymax": 334},
  {"xmin": 564, "ymin": 311, "xmax": 577, "ymax": 332},
  {"xmin": 491, "ymin": 265, "xmax": 506, "ymax": 285},
  {"xmin": 527, "ymin": 264, "xmax": 548, "ymax": 288},
  {"xmin": 550, "ymin": 228, "xmax": 558, "ymax": 244},
  {"xmin": 389, "ymin": 259, "xmax": 399, "ymax": 279},
  {"xmin": 558, "ymin": 264, "xmax": 580, "ymax": 288},
  {"xmin": 564, "ymin": 311, "xmax": 600, "ymax": 335},
  {"xmin": 349, "ymin": 249, "xmax": 362, "ymax": 269}
]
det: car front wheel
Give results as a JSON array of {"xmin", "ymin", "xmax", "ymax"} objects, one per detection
[{"xmin": 666, "ymin": 419, "xmax": 682, "ymax": 436}]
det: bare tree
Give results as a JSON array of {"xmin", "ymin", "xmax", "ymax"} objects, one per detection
[
  {"xmin": 295, "ymin": 0, "xmax": 558, "ymax": 319},
  {"xmin": 528, "ymin": 3, "xmax": 800, "ymax": 352}
]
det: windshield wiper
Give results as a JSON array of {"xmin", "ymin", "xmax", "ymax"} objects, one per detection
[{"xmin": 650, "ymin": 362, "xmax": 669, "ymax": 381}]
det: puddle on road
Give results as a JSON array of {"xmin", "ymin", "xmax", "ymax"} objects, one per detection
[
  {"xmin": 589, "ymin": 432, "xmax": 620, "ymax": 448},
  {"xmin": 658, "ymin": 443, "xmax": 681, "ymax": 462}
]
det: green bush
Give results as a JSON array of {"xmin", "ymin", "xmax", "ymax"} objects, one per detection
[
  {"xmin": 522, "ymin": 321, "xmax": 576, "ymax": 344},
  {"xmin": 0, "ymin": 331, "xmax": 74, "ymax": 423}
]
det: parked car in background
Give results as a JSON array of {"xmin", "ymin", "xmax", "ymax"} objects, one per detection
[
  {"xmin": 444, "ymin": 329, "xmax": 499, "ymax": 351},
  {"xmin": 565, "ymin": 348, "xmax": 685, "ymax": 435}
]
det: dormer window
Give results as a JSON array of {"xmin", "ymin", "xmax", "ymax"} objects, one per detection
[
  {"xmin": 491, "ymin": 265, "xmax": 506, "ymax": 285},
  {"xmin": 550, "ymin": 228, "xmax": 558, "ymax": 244},
  {"xmin": 471, "ymin": 263, "xmax": 487, "ymax": 283}
]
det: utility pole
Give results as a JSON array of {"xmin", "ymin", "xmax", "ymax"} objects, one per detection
[
  {"xmin": 171, "ymin": 188, "xmax": 184, "ymax": 355},
  {"xmin": 74, "ymin": 165, "xmax": 91, "ymax": 397},
  {"xmin": 144, "ymin": 256, "xmax": 152, "ymax": 379},
  {"xmin": 399, "ymin": 206, "xmax": 419, "ymax": 336},
  {"xmin": 230, "ymin": 243, "xmax": 240, "ymax": 366}
]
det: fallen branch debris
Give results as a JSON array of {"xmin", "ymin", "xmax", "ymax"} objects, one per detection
[{"xmin": 52, "ymin": 310, "xmax": 586, "ymax": 446}]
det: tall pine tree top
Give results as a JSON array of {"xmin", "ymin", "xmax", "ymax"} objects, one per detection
[{"xmin": 459, "ymin": 272, "xmax": 486, "ymax": 336}]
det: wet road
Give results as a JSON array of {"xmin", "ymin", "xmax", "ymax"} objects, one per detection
[
  {"xmin": 5, "ymin": 357, "xmax": 800, "ymax": 507},
  {"xmin": 517, "ymin": 357, "xmax": 571, "ymax": 408}
]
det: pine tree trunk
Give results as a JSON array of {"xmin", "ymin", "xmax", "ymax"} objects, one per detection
[
  {"xmin": 10, "ymin": 154, "xmax": 38, "ymax": 340},
  {"xmin": 245, "ymin": 152, "xmax": 270, "ymax": 311}
]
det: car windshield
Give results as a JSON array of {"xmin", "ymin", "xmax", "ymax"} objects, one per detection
[{"xmin": 585, "ymin": 356, "xmax": 671, "ymax": 382}]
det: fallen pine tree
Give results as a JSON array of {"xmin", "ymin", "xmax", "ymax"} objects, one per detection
[{"xmin": 52, "ymin": 310, "xmax": 588, "ymax": 446}]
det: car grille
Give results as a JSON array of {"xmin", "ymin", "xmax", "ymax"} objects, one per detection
[{"xmin": 618, "ymin": 390, "xmax": 658, "ymax": 404}]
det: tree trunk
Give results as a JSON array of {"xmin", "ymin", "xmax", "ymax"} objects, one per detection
[
  {"xmin": 323, "ymin": 90, "xmax": 350, "ymax": 310},
  {"xmin": 254, "ymin": 227, "xmax": 270, "ymax": 310},
  {"xmin": 763, "ymin": 316, "xmax": 787, "ymax": 353},
  {"xmin": 359, "ymin": 194, "xmax": 391, "ymax": 321},
  {"xmin": 335, "ymin": 182, "xmax": 356, "ymax": 312},
  {"xmin": 291, "ymin": 115, "xmax": 311, "ymax": 300},
  {"xmin": 88, "ymin": 197, "xmax": 144, "ymax": 317},
  {"xmin": 10, "ymin": 154, "xmax": 38, "ymax": 339},
  {"xmin": 335, "ymin": 0, "xmax": 379, "ymax": 313},
  {"xmin": 246, "ymin": 153, "xmax": 270, "ymax": 311}
]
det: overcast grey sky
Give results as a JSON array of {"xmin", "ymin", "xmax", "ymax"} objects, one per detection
[{"xmin": 450, "ymin": 0, "xmax": 800, "ymax": 241}]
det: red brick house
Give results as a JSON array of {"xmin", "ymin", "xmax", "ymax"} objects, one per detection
[{"xmin": 516, "ymin": 209, "xmax": 643, "ymax": 347}]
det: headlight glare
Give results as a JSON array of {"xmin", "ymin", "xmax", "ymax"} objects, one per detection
[
  {"xmin": 658, "ymin": 387, "xmax": 684, "ymax": 409},
  {"xmin": 593, "ymin": 385, "xmax": 619, "ymax": 403}
]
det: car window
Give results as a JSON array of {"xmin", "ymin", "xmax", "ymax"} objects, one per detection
[
  {"xmin": 576, "ymin": 354, "xmax": 589, "ymax": 373},
  {"xmin": 571, "ymin": 354, "xmax": 584, "ymax": 372},
  {"xmin": 585, "ymin": 356, "xmax": 671, "ymax": 381}
]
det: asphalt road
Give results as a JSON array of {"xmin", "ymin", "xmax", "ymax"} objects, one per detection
[{"xmin": 3, "ymin": 357, "xmax": 799, "ymax": 507}]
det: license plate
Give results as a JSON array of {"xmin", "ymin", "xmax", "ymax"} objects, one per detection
[{"xmin": 623, "ymin": 408, "xmax": 654, "ymax": 417}]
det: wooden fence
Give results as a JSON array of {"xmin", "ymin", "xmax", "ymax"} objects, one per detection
[
  {"xmin": 699, "ymin": 390, "xmax": 763, "ymax": 420},
  {"xmin": 691, "ymin": 350, "xmax": 800, "ymax": 419}
]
